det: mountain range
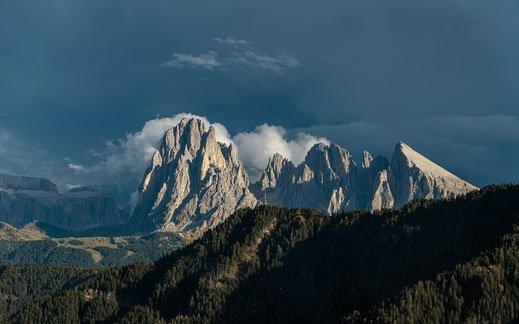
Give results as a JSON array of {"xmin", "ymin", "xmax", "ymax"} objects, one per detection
[
  {"xmin": 254, "ymin": 140, "xmax": 476, "ymax": 213},
  {"xmin": 128, "ymin": 117, "xmax": 477, "ymax": 235},
  {"xmin": 0, "ymin": 117, "xmax": 477, "ymax": 237},
  {"xmin": 0, "ymin": 174, "xmax": 127, "ymax": 231},
  {"xmin": 0, "ymin": 117, "xmax": 515, "ymax": 323}
]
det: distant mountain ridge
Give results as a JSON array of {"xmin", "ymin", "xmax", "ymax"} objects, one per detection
[
  {"xmin": 0, "ymin": 174, "xmax": 127, "ymax": 231},
  {"xmin": 0, "ymin": 173, "xmax": 58, "ymax": 192}
]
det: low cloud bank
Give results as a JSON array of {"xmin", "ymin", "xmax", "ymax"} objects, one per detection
[
  {"xmin": 67, "ymin": 113, "xmax": 329, "ymax": 189},
  {"xmin": 233, "ymin": 124, "xmax": 328, "ymax": 180},
  {"xmin": 67, "ymin": 114, "xmax": 232, "ymax": 184},
  {"xmin": 3, "ymin": 114, "xmax": 518, "ymax": 208}
]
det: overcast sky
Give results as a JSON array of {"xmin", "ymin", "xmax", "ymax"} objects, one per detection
[{"xmin": 1, "ymin": 0, "xmax": 518, "ymax": 195}]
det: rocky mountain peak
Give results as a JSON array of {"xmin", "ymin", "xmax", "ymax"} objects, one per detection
[
  {"xmin": 304, "ymin": 143, "xmax": 327, "ymax": 167},
  {"xmin": 391, "ymin": 141, "xmax": 468, "ymax": 180},
  {"xmin": 255, "ymin": 140, "xmax": 477, "ymax": 215},
  {"xmin": 130, "ymin": 117, "xmax": 257, "ymax": 235},
  {"xmin": 302, "ymin": 143, "xmax": 356, "ymax": 184},
  {"xmin": 258, "ymin": 153, "xmax": 289, "ymax": 191},
  {"xmin": 389, "ymin": 141, "xmax": 477, "ymax": 208},
  {"xmin": 328, "ymin": 143, "xmax": 355, "ymax": 179},
  {"xmin": 270, "ymin": 152, "xmax": 287, "ymax": 167},
  {"xmin": 362, "ymin": 150, "xmax": 373, "ymax": 168},
  {"xmin": 159, "ymin": 117, "xmax": 207, "ymax": 161}
]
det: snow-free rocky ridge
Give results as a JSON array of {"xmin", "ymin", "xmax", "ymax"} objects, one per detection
[
  {"xmin": 255, "ymin": 140, "xmax": 477, "ymax": 213},
  {"xmin": 129, "ymin": 118, "xmax": 257, "ymax": 234},
  {"xmin": 130, "ymin": 117, "xmax": 477, "ymax": 235},
  {"xmin": 0, "ymin": 118, "xmax": 477, "ymax": 236}
]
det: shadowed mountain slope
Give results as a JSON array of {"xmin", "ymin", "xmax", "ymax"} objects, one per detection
[{"xmin": 4, "ymin": 184, "xmax": 519, "ymax": 323}]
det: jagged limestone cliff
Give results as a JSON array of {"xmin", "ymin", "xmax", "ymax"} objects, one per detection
[
  {"xmin": 129, "ymin": 118, "xmax": 257, "ymax": 234},
  {"xmin": 0, "ymin": 117, "xmax": 478, "ymax": 236},
  {"xmin": 389, "ymin": 141, "xmax": 477, "ymax": 208},
  {"xmin": 130, "ymin": 118, "xmax": 477, "ymax": 235},
  {"xmin": 255, "ymin": 141, "xmax": 477, "ymax": 214}
]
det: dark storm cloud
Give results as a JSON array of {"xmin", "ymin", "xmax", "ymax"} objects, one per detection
[{"xmin": 0, "ymin": 0, "xmax": 518, "ymax": 189}]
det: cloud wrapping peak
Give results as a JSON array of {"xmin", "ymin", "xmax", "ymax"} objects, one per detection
[
  {"xmin": 233, "ymin": 124, "xmax": 328, "ymax": 180},
  {"xmin": 68, "ymin": 113, "xmax": 327, "ymax": 186},
  {"xmin": 67, "ymin": 162, "xmax": 85, "ymax": 173},
  {"xmin": 71, "ymin": 113, "xmax": 232, "ymax": 180}
]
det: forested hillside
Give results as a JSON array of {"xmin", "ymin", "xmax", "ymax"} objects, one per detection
[
  {"xmin": 2, "ymin": 185, "xmax": 519, "ymax": 323},
  {"xmin": 0, "ymin": 232, "xmax": 184, "ymax": 267}
]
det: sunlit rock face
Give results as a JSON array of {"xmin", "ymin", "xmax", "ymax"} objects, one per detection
[
  {"xmin": 255, "ymin": 141, "xmax": 477, "ymax": 214},
  {"xmin": 130, "ymin": 118, "xmax": 257, "ymax": 235},
  {"xmin": 129, "ymin": 117, "xmax": 476, "ymax": 235},
  {"xmin": 0, "ymin": 119, "xmax": 477, "ymax": 236},
  {"xmin": 253, "ymin": 143, "xmax": 362, "ymax": 213},
  {"xmin": 0, "ymin": 174, "xmax": 125, "ymax": 231},
  {"xmin": 389, "ymin": 141, "xmax": 478, "ymax": 208}
]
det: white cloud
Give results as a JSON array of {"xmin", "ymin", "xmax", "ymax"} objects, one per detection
[
  {"xmin": 69, "ymin": 113, "xmax": 327, "ymax": 187},
  {"xmin": 68, "ymin": 113, "xmax": 232, "ymax": 185},
  {"xmin": 212, "ymin": 36, "xmax": 249, "ymax": 46},
  {"xmin": 162, "ymin": 37, "xmax": 299, "ymax": 75},
  {"xmin": 65, "ymin": 184, "xmax": 82, "ymax": 190},
  {"xmin": 233, "ymin": 124, "xmax": 329, "ymax": 181},
  {"xmin": 229, "ymin": 51, "xmax": 300, "ymax": 75},
  {"xmin": 0, "ymin": 114, "xmax": 326, "ymax": 202},
  {"xmin": 67, "ymin": 163, "xmax": 86, "ymax": 173},
  {"xmin": 162, "ymin": 51, "xmax": 222, "ymax": 70},
  {"xmin": 87, "ymin": 148, "xmax": 103, "ymax": 157}
]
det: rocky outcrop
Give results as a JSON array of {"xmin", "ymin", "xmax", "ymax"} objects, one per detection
[
  {"xmin": 368, "ymin": 170, "xmax": 394, "ymax": 211},
  {"xmin": 389, "ymin": 141, "xmax": 477, "ymax": 208},
  {"xmin": 129, "ymin": 118, "xmax": 257, "ymax": 234},
  {"xmin": 255, "ymin": 141, "xmax": 477, "ymax": 214},
  {"xmin": 253, "ymin": 143, "xmax": 361, "ymax": 213},
  {"xmin": 0, "ymin": 175, "xmax": 125, "ymax": 231}
]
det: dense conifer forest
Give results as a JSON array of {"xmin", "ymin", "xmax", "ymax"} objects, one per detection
[
  {"xmin": 0, "ymin": 232, "xmax": 184, "ymax": 267},
  {"xmin": 1, "ymin": 184, "xmax": 519, "ymax": 323}
]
